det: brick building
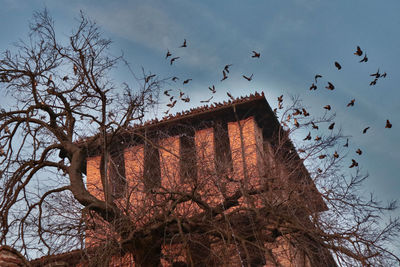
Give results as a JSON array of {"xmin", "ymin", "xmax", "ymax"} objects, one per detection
[{"xmin": 3, "ymin": 92, "xmax": 335, "ymax": 266}]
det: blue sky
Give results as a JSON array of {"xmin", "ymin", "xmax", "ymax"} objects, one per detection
[{"xmin": 1, "ymin": 0, "xmax": 399, "ymax": 226}]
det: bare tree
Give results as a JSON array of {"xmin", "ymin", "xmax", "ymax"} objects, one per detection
[{"xmin": 0, "ymin": 10, "xmax": 399, "ymax": 267}]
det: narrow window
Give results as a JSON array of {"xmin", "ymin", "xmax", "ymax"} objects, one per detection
[
  {"xmin": 180, "ymin": 132, "xmax": 197, "ymax": 182},
  {"xmin": 143, "ymin": 140, "xmax": 161, "ymax": 191},
  {"xmin": 108, "ymin": 152, "xmax": 126, "ymax": 198},
  {"xmin": 214, "ymin": 121, "xmax": 233, "ymax": 175}
]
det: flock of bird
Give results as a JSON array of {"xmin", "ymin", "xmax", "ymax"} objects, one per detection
[
  {"xmin": 147, "ymin": 39, "xmax": 262, "ymax": 115},
  {"xmin": 297, "ymin": 46, "xmax": 392, "ymax": 169},
  {"xmin": 148, "ymin": 40, "xmax": 392, "ymax": 170}
]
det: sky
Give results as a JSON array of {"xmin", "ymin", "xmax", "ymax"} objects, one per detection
[{"xmin": 0, "ymin": 0, "xmax": 399, "ymax": 242}]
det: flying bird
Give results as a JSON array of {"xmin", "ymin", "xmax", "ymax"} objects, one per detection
[
  {"xmin": 344, "ymin": 138, "xmax": 349, "ymax": 147},
  {"xmin": 318, "ymin": 155, "xmax": 326, "ymax": 159},
  {"xmin": 293, "ymin": 109, "xmax": 302, "ymax": 116},
  {"xmin": 183, "ymin": 79, "xmax": 192, "ymax": 84},
  {"xmin": 315, "ymin": 136, "xmax": 321, "ymax": 141},
  {"xmin": 311, "ymin": 121, "xmax": 319, "ymax": 130},
  {"xmin": 354, "ymin": 46, "xmax": 363, "ymax": 56},
  {"xmin": 349, "ymin": 159, "xmax": 358, "ymax": 168},
  {"xmin": 221, "ymin": 70, "xmax": 228, "ymax": 81},
  {"xmin": 356, "ymin": 148, "xmax": 362, "ymax": 155},
  {"xmin": 172, "ymin": 76, "xmax": 179, "ymax": 82},
  {"xmin": 359, "ymin": 54, "xmax": 368, "ymax": 63},
  {"xmin": 325, "ymin": 82, "xmax": 335, "ymax": 90},
  {"xmin": 302, "ymin": 108, "xmax": 310, "ymax": 117},
  {"xmin": 323, "ymin": 105, "xmax": 331, "ymax": 110},
  {"xmin": 294, "ymin": 118, "xmax": 299, "ymax": 128},
  {"xmin": 252, "ymin": 51, "xmax": 260, "ymax": 58},
  {"xmin": 334, "ymin": 61, "xmax": 342, "ymax": 70},
  {"xmin": 145, "ymin": 74, "xmax": 156, "ymax": 83},
  {"xmin": 277, "ymin": 95, "xmax": 283, "ymax": 103},
  {"xmin": 309, "ymin": 83, "xmax": 317, "ymax": 90},
  {"xmin": 333, "ymin": 151, "xmax": 339, "ymax": 158},
  {"xmin": 303, "ymin": 132, "xmax": 311, "ymax": 141},
  {"xmin": 314, "ymin": 74, "xmax": 322, "ymax": 83},
  {"xmin": 370, "ymin": 69, "xmax": 380, "ymax": 78},
  {"xmin": 166, "ymin": 50, "xmax": 172, "ymax": 59},
  {"xmin": 381, "ymin": 72, "xmax": 387, "ymax": 78},
  {"xmin": 164, "ymin": 89, "xmax": 172, "ymax": 96},
  {"xmin": 62, "ymin": 76, "xmax": 69, "ymax": 81},
  {"xmin": 328, "ymin": 123, "xmax": 335, "ymax": 130},
  {"xmin": 298, "ymin": 149, "xmax": 306, "ymax": 153},
  {"xmin": 227, "ymin": 92, "xmax": 235, "ymax": 100},
  {"xmin": 200, "ymin": 96, "xmax": 213, "ymax": 103},
  {"xmin": 170, "ymin": 57, "xmax": 180, "ymax": 65},
  {"xmin": 224, "ymin": 64, "xmax": 232, "ymax": 73},
  {"xmin": 347, "ymin": 99, "xmax": 355, "ymax": 107},
  {"xmin": 242, "ymin": 74, "xmax": 253, "ymax": 81},
  {"xmin": 181, "ymin": 96, "xmax": 190, "ymax": 103},
  {"xmin": 180, "ymin": 39, "xmax": 187, "ymax": 48},
  {"xmin": 369, "ymin": 79, "xmax": 377, "ymax": 86},
  {"xmin": 208, "ymin": 85, "xmax": 216, "ymax": 93},
  {"xmin": 167, "ymin": 100, "xmax": 177, "ymax": 108},
  {"xmin": 385, "ymin": 119, "xmax": 392, "ymax": 128},
  {"xmin": 362, "ymin": 127, "xmax": 370, "ymax": 134}
]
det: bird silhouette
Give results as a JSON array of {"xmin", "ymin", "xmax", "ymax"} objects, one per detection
[
  {"xmin": 4, "ymin": 125, "xmax": 10, "ymax": 134},
  {"xmin": 362, "ymin": 127, "xmax": 370, "ymax": 134},
  {"xmin": 385, "ymin": 119, "xmax": 392, "ymax": 128},
  {"xmin": 298, "ymin": 149, "xmax": 306, "ymax": 153},
  {"xmin": 286, "ymin": 114, "xmax": 291, "ymax": 122},
  {"xmin": 328, "ymin": 123, "xmax": 335, "ymax": 130},
  {"xmin": 164, "ymin": 109, "xmax": 170, "ymax": 115},
  {"xmin": 370, "ymin": 69, "xmax": 380, "ymax": 78},
  {"xmin": 224, "ymin": 64, "xmax": 232, "ymax": 73},
  {"xmin": 200, "ymin": 96, "xmax": 213, "ymax": 103},
  {"xmin": 180, "ymin": 39, "xmax": 187, "ymax": 48},
  {"xmin": 318, "ymin": 155, "xmax": 326, "ymax": 159},
  {"xmin": 347, "ymin": 99, "xmax": 355, "ymax": 107},
  {"xmin": 172, "ymin": 76, "xmax": 179, "ymax": 82},
  {"xmin": 317, "ymin": 168, "xmax": 323, "ymax": 173},
  {"xmin": 170, "ymin": 57, "xmax": 180, "ymax": 65},
  {"xmin": 277, "ymin": 95, "xmax": 283, "ymax": 103},
  {"xmin": 182, "ymin": 96, "xmax": 190, "ymax": 102},
  {"xmin": 381, "ymin": 72, "xmax": 387, "ymax": 78},
  {"xmin": 326, "ymin": 82, "xmax": 335, "ymax": 90},
  {"xmin": 164, "ymin": 89, "xmax": 171, "ymax": 96},
  {"xmin": 73, "ymin": 64, "xmax": 78, "ymax": 75},
  {"xmin": 221, "ymin": 70, "xmax": 228, "ymax": 81},
  {"xmin": 169, "ymin": 96, "xmax": 174, "ymax": 102},
  {"xmin": 252, "ymin": 51, "xmax": 260, "ymax": 58},
  {"xmin": 293, "ymin": 109, "xmax": 302, "ymax": 116},
  {"xmin": 302, "ymin": 108, "xmax": 310, "ymax": 117},
  {"xmin": 349, "ymin": 159, "xmax": 358, "ymax": 168},
  {"xmin": 311, "ymin": 122, "xmax": 319, "ymax": 130},
  {"xmin": 227, "ymin": 92, "xmax": 235, "ymax": 100},
  {"xmin": 334, "ymin": 61, "xmax": 342, "ymax": 70},
  {"xmin": 333, "ymin": 151, "xmax": 339, "ymax": 158},
  {"xmin": 62, "ymin": 76, "xmax": 69, "ymax": 81},
  {"xmin": 242, "ymin": 74, "xmax": 253, "ymax": 81},
  {"xmin": 208, "ymin": 85, "xmax": 216, "ymax": 94},
  {"xmin": 324, "ymin": 105, "xmax": 331, "ymax": 110},
  {"xmin": 145, "ymin": 74, "xmax": 156, "ymax": 83},
  {"xmin": 166, "ymin": 50, "xmax": 172, "ymax": 59},
  {"xmin": 344, "ymin": 138, "xmax": 349, "ymax": 147},
  {"xmin": 294, "ymin": 118, "xmax": 299, "ymax": 128},
  {"xmin": 354, "ymin": 46, "xmax": 363, "ymax": 56},
  {"xmin": 278, "ymin": 102, "xmax": 283, "ymax": 109},
  {"xmin": 370, "ymin": 79, "xmax": 377, "ymax": 86},
  {"xmin": 183, "ymin": 79, "xmax": 192, "ymax": 84},
  {"xmin": 310, "ymin": 83, "xmax": 317, "ymax": 90},
  {"xmin": 359, "ymin": 54, "xmax": 368, "ymax": 63},
  {"xmin": 167, "ymin": 100, "xmax": 177, "ymax": 108},
  {"xmin": 315, "ymin": 74, "xmax": 322, "ymax": 83},
  {"xmin": 356, "ymin": 148, "xmax": 362, "ymax": 155},
  {"xmin": 179, "ymin": 91, "xmax": 185, "ymax": 99},
  {"xmin": 303, "ymin": 132, "xmax": 311, "ymax": 141},
  {"xmin": 315, "ymin": 136, "xmax": 321, "ymax": 141}
]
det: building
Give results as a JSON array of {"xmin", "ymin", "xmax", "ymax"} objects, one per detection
[{"xmin": 3, "ymin": 92, "xmax": 335, "ymax": 266}]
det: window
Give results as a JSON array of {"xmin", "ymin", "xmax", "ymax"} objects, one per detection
[
  {"xmin": 180, "ymin": 131, "xmax": 197, "ymax": 182},
  {"xmin": 108, "ymin": 152, "xmax": 126, "ymax": 198},
  {"xmin": 143, "ymin": 140, "xmax": 161, "ymax": 191},
  {"xmin": 213, "ymin": 121, "xmax": 233, "ymax": 175}
]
